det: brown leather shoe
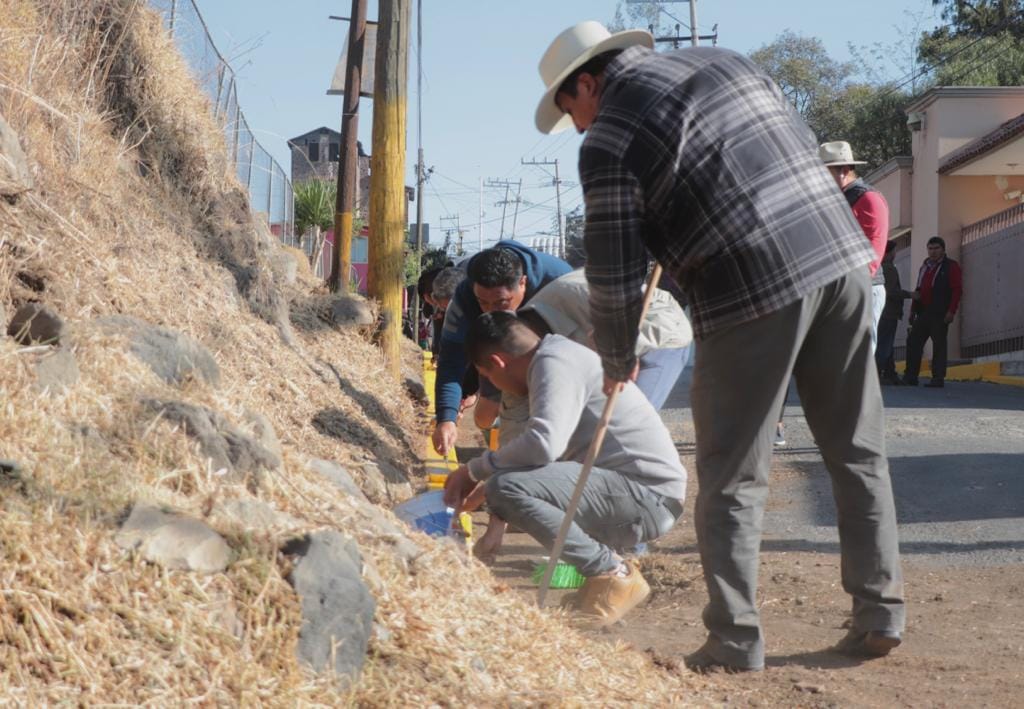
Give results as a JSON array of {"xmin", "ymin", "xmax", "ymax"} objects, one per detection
[
  {"xmin": 834, "ymin": 629, "xmax": 902, "ymax": 657},
  {"xmin": 575, "ymin": 560, "xmax": 650, "ymax": 627}
]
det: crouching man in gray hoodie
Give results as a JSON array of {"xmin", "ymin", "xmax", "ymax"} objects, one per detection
[{"xmin": 443, "ymin": 311, "xmax": 687, "ymax": 626}]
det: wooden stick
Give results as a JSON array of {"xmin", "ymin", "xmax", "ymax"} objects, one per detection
[{"xmin": 537, "ymin": 263, "xmax": 665, "ymax": 607}]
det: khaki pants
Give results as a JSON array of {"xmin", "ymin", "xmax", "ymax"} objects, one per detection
[{"xmin": 691, "ymin": 270, "xmax": 904, "ymax": 668}]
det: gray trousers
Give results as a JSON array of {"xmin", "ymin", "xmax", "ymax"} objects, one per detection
[
  {"xmin": 485, "ymin": 462, "xmax": 681, "ymax": 577},
  {"xmin": 691, "ymin": 270, "xmax": 904, "ymax": 668}
]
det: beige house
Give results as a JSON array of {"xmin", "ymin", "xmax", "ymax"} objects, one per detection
[{"xmin": 866, "ymin": 86, "xmax": 1024, "ymax": 363}]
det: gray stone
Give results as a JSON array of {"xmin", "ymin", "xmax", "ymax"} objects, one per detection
[
  {"xmin": 243, "ymin": 411, "xmax": 283, "ymax": 466},
  {"xmin": 7, "ymin": 303, "xmax": 66, "ymax": 345},
  {"xmin": 330, "ymin": 296, "xmax": 374, "ymax": 327},
  {"xmin": 269, "ymin": 252, "xmax": 298, "ymax": 286},
  {"xmin": 363, "ymin": 460, "xmax": 412, "ymax": 504},
  {"xmin": 217, "ymin": 498, "xmax": 299, "ymax": 532},
  {"xmin": 96, "ymin": 316, "xmax": 220, "ymax": 387},
  {"xmin": 358, "ymin": 511, "xmax": 423, "ymax": 564},
  {"xmin": 284, "ymin": 531, "xmax": 374, "ymax": 684},
  {"xmin": 141, "ymin": 399, "xmax": 280, "ymax": 483},
  {"xmin": 307, "ymin": 458, "xmax": 368, "ymax": 502},
  {"xmin": 404, "ymin": 377, "xmax": 428, "ymax": 405},
  {"xmin": 34, "ymin": 347, "xmax": 79, "ymax": 390},
  {"xmin": 116, "ymin": 504, "xmax": 231, "ymax": 574},
  {"xmin": 0, "ymin": 115, "xmax": 33, "ymax": 198}
]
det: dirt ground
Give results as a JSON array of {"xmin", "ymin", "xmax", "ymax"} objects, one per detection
[{"xmin": 459, "ymin": 419, "xmax": 1024, "ymax": 707}]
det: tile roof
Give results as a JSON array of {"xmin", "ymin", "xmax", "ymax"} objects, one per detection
[{"xmin": 939, "ymin": 112, "xmax": 1024, "ymax": 174}]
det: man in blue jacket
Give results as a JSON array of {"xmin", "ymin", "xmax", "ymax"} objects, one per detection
[{"xmin": 431, "ymin": 241, "xmax": 570, "ymax": 455}]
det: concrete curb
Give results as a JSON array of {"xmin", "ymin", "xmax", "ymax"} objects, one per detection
[{"xmin": 896, "ymin": 359, "xmax": 1024, "ymax": 388}]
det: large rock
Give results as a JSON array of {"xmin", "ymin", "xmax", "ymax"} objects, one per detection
[
  {"xmin": 96, "ymin": 315, "xmax": 220, "ymax": 387},
  {"xmin": 7, "ymin": 303, "xmax": 66, "ymax": 345},
  {"xmin": 307, "ymin": 458, "xmax": 368, "ymax": 502},
  {"xmin": 141, "ymin": 399, "xmax": 280, "ymax": 483},
  {"xmin": 0, "ymin": 115, "xmax": 33, "ymax": 198},
  {"xmin": 284, "ymin": 531, "xmax": 375, "ymax": 684},
  {"xmin": 116, "ymin": 504, "xmax": 231, "ymax": 574},
  {"xmin": 34, "ymin": 347, "xmax": 79, "ymax": 390},
  {"xmin": 330, "ymin": 296, "xmax": 374, "ymax": 327}
]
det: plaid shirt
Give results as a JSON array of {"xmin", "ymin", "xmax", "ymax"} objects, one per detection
[{"xmin": 581, "ymin": 46, "xmax": 873, "ymax": 379}]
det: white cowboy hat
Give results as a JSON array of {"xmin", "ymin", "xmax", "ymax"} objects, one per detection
[
  {"xmin": 819, "ymin": 141, "xmax": 867, "ymax": 166},
  {"xmin": 535, "ymin": 21, "xmax": 653, "ymax": 134}
]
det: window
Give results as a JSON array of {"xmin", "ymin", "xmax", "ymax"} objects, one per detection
[
  {"xmin": 308, "ymin": 141, "xmax": 319, "ymax": 162},
  {"xmin": 329, "ymin": 143, "xmax": 340, "ymax": 162}
]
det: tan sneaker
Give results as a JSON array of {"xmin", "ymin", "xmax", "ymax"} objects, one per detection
[{"xmin": 575, "ymin": 560, "xmax": 650, "ymax": 627}]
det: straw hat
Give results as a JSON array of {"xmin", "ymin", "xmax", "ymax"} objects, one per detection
[
  {"xmin": 819, "ymin": 141, "xmax": 867, "ymax": 166},
  {"xmin": 535, "ymin": 21, "xmax": 653, "ymax": 134}
]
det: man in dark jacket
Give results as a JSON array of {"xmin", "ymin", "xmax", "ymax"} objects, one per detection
[
  {"xmin": 876, "ymin": 242, "xmax": 913, "ymax": 384},
  {"xmin": 431, "ymin": 241, "xmax": 570, "ymax": 455},
  {"xmin": 902, "ymin": 236, "xmax": 963, "ymax": 388}
]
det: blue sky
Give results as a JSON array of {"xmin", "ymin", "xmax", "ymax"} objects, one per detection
[{"xmin": 195, "ymin": 0, "xmax": 942, "ymax": 250}]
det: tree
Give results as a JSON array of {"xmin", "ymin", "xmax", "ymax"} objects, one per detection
[
  {"xmin": 750, "ymin": 31, "xmax": 853, "ymax": 119},
  {"xmin": 931, "ymin": 0, "xmax": 1023, "ymax": 35}
]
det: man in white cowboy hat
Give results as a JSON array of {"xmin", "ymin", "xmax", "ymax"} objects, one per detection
[
  {"xmin": 820, "ymin": 141, "xmax": 891, "ymax": 352},
  {"xmin": 534, "ymin": 21, "xmax": 905, "ymax": 672}
]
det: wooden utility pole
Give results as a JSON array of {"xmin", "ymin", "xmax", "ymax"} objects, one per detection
[
  {"xmin": 368, "ymin": 0, "xmax": 411, "ymax": 379},
  {"xmin": 329, "ymin": 0, "xmax": 368, "ymax": 292},
  {"xmin": 410, "ymin": 0, "xmax": 425, "ymax": 344}
]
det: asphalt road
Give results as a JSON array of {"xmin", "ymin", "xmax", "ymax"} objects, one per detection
[{"xmin": 660, "ymin": 367, "xmax": 1024, "ymax": 568}]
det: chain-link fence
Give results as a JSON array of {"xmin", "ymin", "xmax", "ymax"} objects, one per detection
[{"xmin": 149, "ymin": 0, "xmax": 294, "ymax": 242}]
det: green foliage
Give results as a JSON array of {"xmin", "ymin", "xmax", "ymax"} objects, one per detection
[
  {"xmin": 403, "ymin": 246, "xmax": 450, "ymax": 286},
  {"xmin": 293, "ymin": 179, "xmax": 336, "ymax": 237},
  {"xmin": 750, "ymin": 31, "xmax": 853, "ymax": 117},
  {"xmin": 918, "ymin": 28, "xmax": 1024, "ymax": 86},
  {"xmin": 931, "ymin": 0, "xmax": 1023, "ymax": 35},
  {"xmin": 810, "ymin": 83, "xmax": 913, "ymax": 173}
]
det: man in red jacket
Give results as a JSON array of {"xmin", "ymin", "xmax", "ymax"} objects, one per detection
[
  {"xmin": 820, "ymin": 142, "xmax": 889, "ymax": 352},
  {"xmin": 903, "ymin": 236, "xmax": 963, "ymax": 388}
]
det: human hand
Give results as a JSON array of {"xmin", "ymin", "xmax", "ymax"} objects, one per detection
[
  {"xmin": 911, "ymin": 290, "xmax": 922, "ymax": 302},
  {"xmin": 442, "ymin": 464, "xmax": 476, "ymax": 508},
  {"xmin": 602, "ymin": 361, "xmax": 640, "ymax": 397},
  {"xmin": 432, "ymin": 421, "xmax": 458, "ymax": 456},
  {"xmin": 944, "ymin": 312, "xmax": 955, "ymax": 324}
]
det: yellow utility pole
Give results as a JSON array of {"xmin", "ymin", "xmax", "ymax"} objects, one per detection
[{"xmin": 368, "ymin": 0, "xmax": 411, "ymax": 379}]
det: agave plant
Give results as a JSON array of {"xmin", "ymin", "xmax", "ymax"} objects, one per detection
[{"xmin": 293, "ymin": 179, "xmax": 336, "ymax": 267}]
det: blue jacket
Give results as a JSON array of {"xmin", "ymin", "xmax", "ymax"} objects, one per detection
[{"xmin": 435, "ymin": 241, "xmax": 571, "ymax": 423}]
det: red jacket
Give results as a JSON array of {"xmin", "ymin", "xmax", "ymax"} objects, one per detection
[{"xmin": 846, "ymin": 184, "xmax": 889, "ymax": 277}]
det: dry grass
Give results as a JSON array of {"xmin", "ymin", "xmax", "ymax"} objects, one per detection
[{"xmin": 0, "ymin": 0, "xmax": 714, "ymax": 704}]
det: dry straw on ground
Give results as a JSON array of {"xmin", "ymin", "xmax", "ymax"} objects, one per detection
[{"xmin": 0, "ymin": 0, "xmax": 713, "ymax": 703}]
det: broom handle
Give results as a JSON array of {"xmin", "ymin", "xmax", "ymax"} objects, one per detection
[{"xmin": 537, "ymin": 263, "xmax": 665, "ymax": 607}]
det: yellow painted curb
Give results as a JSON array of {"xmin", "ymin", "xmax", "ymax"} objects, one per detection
[
  {"xmin": 421, "ymin": 352, "xmax": 458, "ymax": 485},
  {"xmin": 894, "ymin": 359, "xmax": 1023, "ymax": 387}
]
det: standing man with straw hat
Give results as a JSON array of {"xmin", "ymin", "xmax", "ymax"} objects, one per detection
[
  {"xmin": 820, "ymin": 140, "xmax": 891, "ymax": 351},
  {"xmin": 534, "ymin": 21, "xmax": 905, "ymax": 672}
]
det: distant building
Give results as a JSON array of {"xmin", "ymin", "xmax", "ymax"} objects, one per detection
[
  {"xmin": 287, "ymin": 127, "xmax": 371, "ymax": 218},
  {"xmin": 867, "ymin": 86, "xmax": 1024, "ymax": 363}
]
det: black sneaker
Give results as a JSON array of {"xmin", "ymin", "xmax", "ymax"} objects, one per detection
[{"xmin": 924, "ymin": 379, "xmax": 944, "ymax": 388}]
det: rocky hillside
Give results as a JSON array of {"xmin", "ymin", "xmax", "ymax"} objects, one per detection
[{"xmin": 0, "ymin": 0, "xmax": 709, "ymax": 703}]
